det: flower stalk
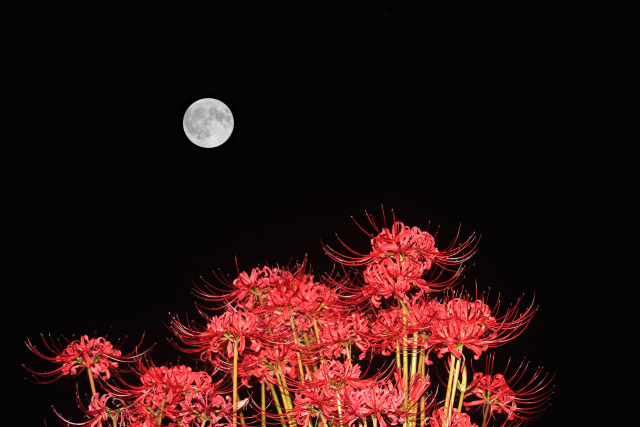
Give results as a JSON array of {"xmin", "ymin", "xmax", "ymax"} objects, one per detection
[
  {"xmin": 233, "ymin": 339, "xmax": 239, "ymax": 427},
  {"xmin": 86, "ymin": 368, "xmax": 103, "ymax": 427}
]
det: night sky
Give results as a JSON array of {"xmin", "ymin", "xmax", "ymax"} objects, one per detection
[{"xmin": 7, "ymin": 10, "xmax": 587, "ymax": 426}]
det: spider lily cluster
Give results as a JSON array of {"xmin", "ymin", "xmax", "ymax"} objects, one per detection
[{"xmin": 25, "ymin": 212, "xmax": 553, "ymax": 426}]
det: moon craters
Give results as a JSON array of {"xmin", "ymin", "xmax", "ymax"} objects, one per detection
[{"xmin": 183, "ymin": 98, "xmax": 234, "ymax": 148}]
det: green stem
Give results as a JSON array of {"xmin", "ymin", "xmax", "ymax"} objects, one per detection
[
  {"xmin": 86, "ymin": 367, "xmax": 98, "ymax": 396},
  {"xmin": 261, "ymin": 381, "xmax": 267, "ymax": 427},
  {"xmin": 482, "ymin": 401, "xmax": 490, "ymax": 427},
  {"xmin": 319, "ymin": 411, "xmax": 330, "ymax": 427},
  {"xmin": 457, "ymin": 363, "xmax": 467, "ymax": 413},
  {"xmin": 418, "ymin": 350, "xmax": 426, "ymax": 427},
  {"xmin": 337, "ymin": 390, "xmax": 344, "ymax": 427},
  {"xmin": 267, "ymin": 381, "xmax": 284, "ymax": 417},
  {"xmin": 273, "ymin": 366, "xmax": 295, "ymax": 427},
  {"xmin": 288, "ymin": 308, "xmax": 306, "ymax": 383},
  {"xmin": 447, "ymin": 356, "xmax": 462, "ymax": 424},
  {"xmin": 86, "ymin": 369, "xmax": 103, "ymax": 427},
  {"xmin": 443, "ymin": 354, "xmax": 456, "ymax": 416},
  {"xmin": 155, "ymin": 397, "xmax": 166, "ymax": 426},
  {"xmin": 402, "ymin": 319, "xmax": 409, "ymax": 394},
  {"xmin": 410, "ymin": 331, "xmax": 418, "ymax": 380},
  {"xmin": 233, "ymin": 340, "xmax": 239, "ymax": 427}
]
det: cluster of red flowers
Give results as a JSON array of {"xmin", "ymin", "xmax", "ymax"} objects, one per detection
[
  {"xmin": 25, "ymin": 334, "xmax": 125, "ymax": 382},
  {"xmin": 26, "ymin": 212, "xmax": 553, "ymax": 427}
]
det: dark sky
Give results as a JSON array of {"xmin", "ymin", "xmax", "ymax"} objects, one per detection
[{"xmin": 7, "ymin": 10, "xmax": 587, "ymax": 426}]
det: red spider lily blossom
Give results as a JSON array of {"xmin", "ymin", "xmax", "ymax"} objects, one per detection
[
  {"xmin": 179, "ymin": 389, "xmax": 237, "ymax": 426},
  {"xmin": 240, "ymin": 342, "xmax": 299, "ymax": 386},
  {"xmin": 286, "ymin": 359, "xmax": 373, "ymax": 425},
  {"xmin": 341, "ymin": 370, "xmax": 430, "ymax": 427},
  {"xmin": 52, "ymin": 392, "xmax": 121, "ymax": 427},
  {"xmin": 195, "ymin": 257, "xmax": 339, "ymax": 318},
  {"xmin": 464, "ymin": 355, "xmax": 554, "ymax": 427},
  {"xmin": 107, "ymin": 360, "xmax": 232, "ymax": 426},
  {"xmin": 84, "ymin": 393, "xmax": 110, "ymax": 427},
  {"xmin": 308, "ymin": 359, "xmax": 370, "ymax": 398},
  {"xmin": 170, "ymin": 309, "xmax": 264, "ymax": 366},
  {"xmin": 362, "ymin": 257, "xmax": 428, "ymax": 306},
  {"xmin": 287, "ymin": 393, "xmax": 321, "ymax": 427},
  {"xmin": 344, "ymin": 384, "xmax": 405, "ymax": 427},
  {"xmin": 466, "ymin": 374, "xmax": 516, "ymax": 422},
  {"xmin": 318, "ymin": 311, "xmax": 371, "ymax": 360},
  {"xmin": 24, "ymin": 333, "xmax": 146, "ymax": 383},
  {"xmin": 428, "ymin": 295, "xmax": 537, "ymax": 361},
  {"xmin": 429, "ymin": 406, "xmax": 478, "ymax": 427},
  {"xmin": 367, "ymin": 307, "xmax": 406, "ymax": 356},
  {"xmin": 323, "ymin": 212, "xmax": 476, "ymax": 306}
]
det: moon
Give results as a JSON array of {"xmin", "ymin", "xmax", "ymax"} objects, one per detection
[{"xmin": 183, "ymin": 98, "xmax": 234, "ymax": 148}]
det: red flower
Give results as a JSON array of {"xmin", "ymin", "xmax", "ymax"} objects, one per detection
[
  {"xmin": 323, "ymin": 211, "xmax": 476, "ymax": 305},
  {"xmin": 194, "ymin": 257, "xmax": 338, "ymax": 318},
  {"xmin": 288, "ymin": 359, "xmax": 374, "ymax": 426},
  {"xmin": 428, "ymin": 295, "xmax": 536, "ymax": 361},
  {"xmin": 466, "ymin": 374, "xmax": 517, "ymax": 420},
  {"xmin": 429, "ymin": 406, "xmax": 477, "ymax": 427},
  {"xmin": 324, "ymin": 211, "xmax": 476, "ymax": 269},
  {"xmin": 344, "ymin": 381, "xmax": 404, "ymax": 427},
  {"xmin": 288, "ymin": 394, "xmax": 320, "ymax": 427},
  {"xmin": 179, "ymin": 389, "xmax": 236, "ymax": 426},
  {"xmin": 110, "ymin": 360, "xmax": 230, "ymax": 426},
  {"xmin": 170, "ymin": 309, "xmax": 263, "ymax": 366},
  {"xmin": 362, "ymin": 257, "xmax": 428, "ymax": 306},
  {"xmin": 242, "ymin": 342, "xmax": 299, "ymax": 385},
  {"xmin": 368, "ymin": 307, "xmax": 406, "ymax": 356},
  {"xmin": 464, "ymin": 355, "xmax": 554, "ymax": 426},
  {"xmin": 339, "ymin": 369, "xmax": 431, "ymax": 427},
  {"xmin": 85, "ymin": 393, "xmax": 110, "ymax": 427},
  {"xmin": 24, "ymin": 333, "xmax": 145, "ymax": 383},
  {"xmin": 318, "ymin": 311, "xmax": 371, "ymax": 359}
]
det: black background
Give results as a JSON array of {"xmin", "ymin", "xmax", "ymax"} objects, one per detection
[{"xmin": 6, "ymin": 8, "xmax": 592, "ymax": 426}]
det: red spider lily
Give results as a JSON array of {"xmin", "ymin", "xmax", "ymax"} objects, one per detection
[
  {"xmin": 308, "ymin": 359, "xmax": 369, "ymax": 398},
  {"xmin": 24, "ymin": 333, "xmax": 146, "ymax": 383},
  {"xmin": 248, "ymin": 261, "xmax": 337, "ymax": 323},
  {"xmin": 194, "ymin": 257, "xmax": 339, "ymax": 318},
  {"xmin": 240, "ymin": 341, "xmax": 299, "ymax": 385},
  {"xmin": 323, "ymin": 211, "xmax": 476, "ymax": 272},
  {"xmin": 179, "ymin": 389, "xmax": 237, "ymax": 426},
  {"xmin": 340, "ymin": 370, "xmax": 431, "ymax": 427},
  {"xmin": 285, "ymin": 359, "xmax": 375, "ymax": 426},
  {"xmin": 464, "ymin": 355, "xmax": 554, "ymax": 427},
  {"xmin": 428, "ymin": 294, "xmax": 537, "ymax": 361},
  {"xmin": 399, "ymin": 370, "xmax": 432, "ymax": 407},
  {"xmin": 170, "ymin": 308, "xmax": 264, "ymax": 366},
  {"xmin": 367, "ymin": 306, "xmax": 407, "ymax": 356},
  {"xmin": 429, "ymin": 406, "xmax": 478, "ymax": 427},
  {"xmin": 84, "ymin": 393, "xmax": 110, "ymax": 427},
  {"xmin": 52, "ymin": 392, "xmax": 122, "ymax": 427},
  {"xmin": 323, "ymin": 211, "xmax": 477, "ymax": 305},
  {"xmin": 318, "ymin": 311, "xmax": 371, "ymax": 360},
  {"xmin": 343, "ymin": 382, "xmax": 405, "ymax": 427},
  {"xmin": 361, "ymin": 257, "xmax": 428, "ymax": 307},
  {"xmin": 108, "ymin": 360, "xmax": 231, "ymax": 426}
]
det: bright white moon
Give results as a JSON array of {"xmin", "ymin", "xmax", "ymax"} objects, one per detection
[{"xmin": 183, "ymin": 98, "xmax": 234, "ymax": 148}]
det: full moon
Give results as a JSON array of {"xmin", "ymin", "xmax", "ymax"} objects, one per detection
[{"xmin": 183, "ymin": 98, "xmax": 234, "ymax": 148}]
